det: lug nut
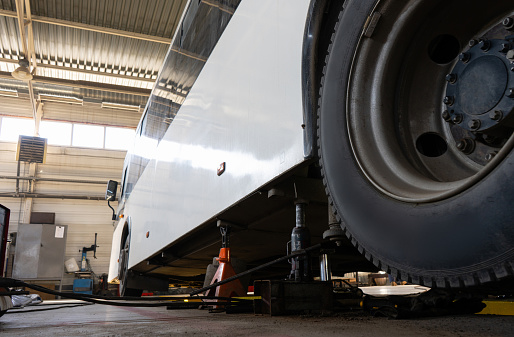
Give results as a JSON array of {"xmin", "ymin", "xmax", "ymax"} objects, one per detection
[
  {"xmin": 468, "ymin": 119, "xmax": 481, "ymax": 130},
  {"xmin": 507, "ymin": 88, "xmax": 514, "ymax": 98},
  {"xmin": 452, "ymin": 114, "xmax": 463, "ymax": 124},
  {"xmin": 443, "ymin": 96, "xmax": 455, "ymax": 106},
  {"xmin": 468, "ymin": 39, "xmax": 478, "ymax": 47},
  {"xmin": 485, "ymin": 152, "xmax": 498, "ymax": 162},
  {"xmin": 500, "ymin": 43, "xmax": 511, "ymax": 53},
  {"xmin": 482, "ymin": 134, "xmax": 496, "ymax": 144},
  {"xmin": 503, "ymin": 17, "xmax": 514, "ymax": 30},
  {"xmin": 445, "ymin": 73, "xmax": 457, "ymax": 84},
  {"xmin": 459, "ymin": 52, "xmax": 471, "ymax": 63},
  {"xmin": 442, "ymin": 110, "xmax": 451, "ymax": 122},
  {"xmin": 507, "ymin": 50, "xmax": 514, "ymax": 62},
  {"xmin": 489, "ymin": 110, "xmax": 503, "ymax": 121},
  {"xmin": 456, "ymin": 138, "xmax": 475, "ymax": 154},
  {"xmin": 479, "ymin": 40, "xmax": 491, "ymax": 52}
]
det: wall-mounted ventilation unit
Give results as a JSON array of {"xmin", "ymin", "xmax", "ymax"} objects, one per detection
[{"xmin": 16, "ymin": 136, "xmax": 47, "ymax": 163}]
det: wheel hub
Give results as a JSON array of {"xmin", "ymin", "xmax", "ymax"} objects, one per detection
[
  {"xmin": 444, "ymin": 38, "xmax": 514, "ymax": 135},
  {"xmin": 442, "ymin": 34, "xmax": 514, "ymax": 166}
]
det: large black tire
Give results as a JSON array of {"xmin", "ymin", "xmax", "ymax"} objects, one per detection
[
  {"xmin": 118, "ymin": 237, "xmax": 143, "ymax": 297},
  {"xmin": 318, "ymin": 0, "xmax": 514, "ymax": 288}
]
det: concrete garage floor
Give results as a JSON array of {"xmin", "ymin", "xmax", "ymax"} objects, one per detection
[{"xmin": 1, "ymin": 300, "xmax": 513, "ymax": 337}]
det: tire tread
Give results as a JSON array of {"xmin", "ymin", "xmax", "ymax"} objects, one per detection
[{"xmin": 315, "ymin": 6, "xmax": 512, "ymax": 289}]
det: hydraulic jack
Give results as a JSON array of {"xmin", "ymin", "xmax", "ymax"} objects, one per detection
[{"xmin": 205, "ymin": 223, "xmax": 246, "ymax": 302}]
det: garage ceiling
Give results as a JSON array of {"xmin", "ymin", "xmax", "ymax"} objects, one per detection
[{"xmin": 0, "ymin": 0, "xmax": 188, "ymax": 115}]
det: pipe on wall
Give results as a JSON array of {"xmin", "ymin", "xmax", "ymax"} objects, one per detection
[
  {"xmin": 0, "ymin": 175, "xmax": 115, "ymax": 185},
  {"xmin": 0, "ymin": 192, "xmax": 116, "ymax": 201}
]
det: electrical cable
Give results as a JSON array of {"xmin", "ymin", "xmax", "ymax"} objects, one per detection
[
  {"xmin": 1, "ymin": 241, "xmax": 327, "ymax": 309},
  {"xmin": 0, "ymin": 278, "xmax": 252, "ymax": 309}
]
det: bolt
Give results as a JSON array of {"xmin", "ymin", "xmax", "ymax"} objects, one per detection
[
  {"xmin": 503, "ymin": 17, "xmax": 514, "ymax": 30},
  {"xmin": 507, "ymin": 50, "xmax": 514, "ymax": 62},
  {"xmin": 456, "ymin": 138, "xmax": 475, "ymax": 154},
  {"xmin": 483, "ymin": 134, "xmax": 496, "ymax": 144},
  {"xmin": 507, "ymin": 88, "xmax": 514, "ymax": 98},
  {"xmin": 480, "ymin": 40, "xmax": 491, "ymax": 52},
  {"xmin": 468, "ymin": 119, "xmax": 481, "ymax": 130},
  {"xmin": 456, "ymin": 141, "xmax": 465, "ymax": 150},
  {"xmin": 485, "ymin": 152, "xmax": 498, "ymax": 162},
  {"xmin": 468, "ymin": 39, "xmax": 478, "ymax": 47},
  {"xmin": 500, "ymin": 43, "xmax": 511, "ymax": 53},
  {"xmin": 459, "ymin": 52, "xmax": 471, "ymax": 63},
  {"xmin": 445, "ymin": 73, "xmax": 457, "ymax": 84},
  {"xmin": 442, "ymin": 110, "xmax": 452, "ymax": 122},
  {"xmin": 452, "ymin": 114, "xmax": 463, "ymax": 124},
  {"xmin": 489, "ymin": 110, "xmax": 503, "ymax": 121},
  {"xmin": 443, "ymin": 96, "xmax": 455, "ymax": 106}
]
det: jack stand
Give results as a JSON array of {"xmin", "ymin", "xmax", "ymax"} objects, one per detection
[
  {"xmin": 205, "ymin": 224, "xmax": 246, "ymax": 304},
  {"xmin": 289, "ymin": 201, "xmax": 312, "ymax": 281}
]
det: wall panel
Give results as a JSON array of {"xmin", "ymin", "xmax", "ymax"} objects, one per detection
[{"xmin": 0, "ymin": 98, "xmax": 134, "ymax": 289}]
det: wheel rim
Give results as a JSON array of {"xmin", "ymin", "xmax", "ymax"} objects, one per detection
[{"xmin": 347, "ymin": 0, "xmax": 514, "ymax": 202}]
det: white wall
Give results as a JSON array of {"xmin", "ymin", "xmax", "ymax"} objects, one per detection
[{"xmin": 0, "ymin": 96, "xmax": 139, "ymax": 288}]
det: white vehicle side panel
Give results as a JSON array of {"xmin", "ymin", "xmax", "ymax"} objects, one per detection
[{"xmin": 109, "ymin": 0, "xmax": 311, "ymax": 276}]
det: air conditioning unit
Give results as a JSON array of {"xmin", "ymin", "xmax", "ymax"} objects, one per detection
[{"xmin": 16, "ymin": 136, "xmax": 47, "ymax": 163}]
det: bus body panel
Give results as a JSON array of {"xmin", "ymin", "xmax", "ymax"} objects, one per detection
[{"xmin": 109, "ymin": 0, "xmax": 311, "ymax": 280}]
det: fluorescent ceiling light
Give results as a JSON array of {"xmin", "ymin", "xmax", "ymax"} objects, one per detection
[
  {"xmin": 101, "ymin": 102, "xmax": 141, "ymax": 112},
  {"xmin": 39, "ymin": 94, "xmax": 83, "ymax": 105},
  {"xmin": 0, "ymin": 88, "xmax": 18, "ymax": 97}
]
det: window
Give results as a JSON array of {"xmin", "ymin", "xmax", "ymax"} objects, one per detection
[
  {"xmin": 105, "ymin": 127, "xmax": 134, "ymax": 151},
  {"xmin": 72, "ymin": 124, "xmax": 105, "ymax": 148},
  {"xmin": 0, "ymin": 117, "xmax": 33, "ymax": 141},
  {"xmin": 39, "ymin": 121, "xmax": 72, "ymax": 146},
  {"xmin": 0, "ymin": 116, "xmax": 133, "ymax": 151}
]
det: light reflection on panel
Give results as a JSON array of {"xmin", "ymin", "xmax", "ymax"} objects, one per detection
[
  {"xmin": 120, "ymin": 0, "xmax": 242, "ymax": 205},
  {"xmin": 125, "ymin": 0, "xmax": 310, "ymax": 267}
]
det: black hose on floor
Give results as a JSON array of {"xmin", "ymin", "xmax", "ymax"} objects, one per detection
[
  {"xmin": 1, "ymin": 242, "xmax": 326, "ymax": 309},
  {"xmin": 0, "ymin": 278, "xmax": 251, "ymax": 308}
]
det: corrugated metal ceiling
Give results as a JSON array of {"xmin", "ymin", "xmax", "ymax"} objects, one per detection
[{"xmin": 0, "ymin": 0, "xmax": 188, "ymax": 105}]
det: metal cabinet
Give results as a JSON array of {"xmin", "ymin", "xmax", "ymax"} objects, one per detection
[{"xmin": 12, "ymin": 224, "xmax": 67, "ymax": 280}]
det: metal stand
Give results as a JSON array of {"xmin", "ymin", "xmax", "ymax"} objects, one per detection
[
  {"xmin": 204, "ymin": 223, "xmax": 246, "ymax": 304},
  {"xmin": 253, "ymin": 201, "xmax": 333, "ymax": 315}
]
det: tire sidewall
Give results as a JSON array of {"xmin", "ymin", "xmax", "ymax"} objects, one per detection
[{"xmin": 319, "ymin": 0, "xmax": 514, "ymax": 286}]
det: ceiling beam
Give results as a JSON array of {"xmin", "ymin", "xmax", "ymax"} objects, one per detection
[
  {"xmin": 0, "ymin": 71, "xmax": 151, "ymax": 97},
  {"xmin": 0, "ymin": 57, "xmax": 156, "ymax": 84},
  {"xmin": 14, "ymin": 0, "xmax": 37, "ymax": 122},
  {"xmin": 0, "ymin": 9, "xmax": 171, "ymax": 44}
]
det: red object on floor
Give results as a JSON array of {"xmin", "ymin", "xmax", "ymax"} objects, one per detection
[{"xmin": 205, "ymin": 247, "xmax": 246, "ymax": 301}]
